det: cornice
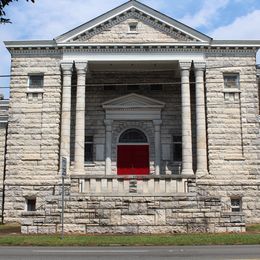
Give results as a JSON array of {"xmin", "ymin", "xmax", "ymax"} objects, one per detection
[{"xmin": 6, "ymin": 43, "xmax": 258, "ymax": 56}]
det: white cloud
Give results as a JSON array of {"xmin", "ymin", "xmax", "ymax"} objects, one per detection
[
  {"xmin": 210, "ymin": 10, "xmax": 260, "ymax": 39},
  {"xmin": 180, "ymin": 0, "xmax": 230, "ymax": 28}
]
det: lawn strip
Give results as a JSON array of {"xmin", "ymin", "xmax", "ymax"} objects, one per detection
[{"xmin": 0, "ymin": 233, "xmax": 259, "ymax": 246}]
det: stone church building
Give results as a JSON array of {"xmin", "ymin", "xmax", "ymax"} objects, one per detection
[{"xmin": 1, "ymin": 0, "xmax": 260, "ymax": 234}]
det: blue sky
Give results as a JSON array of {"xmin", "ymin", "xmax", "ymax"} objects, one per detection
[{"xmin": 1, "ymin": 0, "xmax": 260, "ymax": 98}]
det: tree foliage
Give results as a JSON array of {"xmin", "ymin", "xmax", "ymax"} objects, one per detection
[{"xmin": 0, "ymin": 0, "xmax": 35, "ymax": 24}]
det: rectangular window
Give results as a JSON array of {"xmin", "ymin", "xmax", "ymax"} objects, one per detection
[
  {"xmin": 104, "ymin": 85, "xmax": 116, "ymax": 91},
  {"xmin": 173, "ymin": 136, "xmax": 182, "ymax": 162},
  {"xmin": 85, "ymin": 136, "xmax": 94, "ymax": 162},
  {"xmin": 129, "ymin": 22, "xmax": 138, "ymax": 32},
  {"xmin": 29, "ymin": 74, "xmax": 44, "ymax": 89},
  {"xmin": 231, "ymin": 197, "xmax": 242, "ymax": 212},
  {"xmin": 223, "ymin": 73, "xmax": 240, "ymax": 89},
  {"xmin": 26, "ymin": 198, "xmax": 36, "ymax": 211}
]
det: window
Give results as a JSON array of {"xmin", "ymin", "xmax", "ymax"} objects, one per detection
[
  {"xmin": 223, "ymin": 73, "xmax": 239, "ymax": 89},
  {"xmin": 26, "ymin": 198, "xmax": 36, "ymax": 211},
  {"xmin": 28, "ymin": 74, "xmax": 44, "ymax": 89},
  {"xmin": 173, "ymin": 136, "xmax": 182, "ymax": 162},
  {"xmin": 129, "ymin": 22, "xmax": 138, "ymax": 32},
  {"xmin": 119, "ymin": 129, "xmax": 147, "ymax": 143},
  {"xmin": 231, "ymin": 197, "xmax": 242, "ymax": 212},
  {"xmin": 85, "ymin": 136, "xmax": 94, "ymax": 162}
]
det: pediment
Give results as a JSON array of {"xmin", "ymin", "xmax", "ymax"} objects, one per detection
[
  {"xmin": 56, "ymin": 0, "xmax": 211, "ymax": 44},
  {"xmin": 102, "ymin": 93, "xmax": 165, "ymax": 109}
]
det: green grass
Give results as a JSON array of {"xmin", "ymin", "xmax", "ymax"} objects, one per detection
[
  {"xmin": 0, "ymin": 233, "xmax": 260, "ymax": 246},
  {"xmin": 0, "ymin": 224, "xmax": 260, "ymax": 246}
]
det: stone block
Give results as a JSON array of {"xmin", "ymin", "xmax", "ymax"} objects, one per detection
[{"xmin": 121, "ymin": 215, "xmax": 154, "ymax": 225}]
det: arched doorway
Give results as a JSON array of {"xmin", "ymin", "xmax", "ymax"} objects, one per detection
[{"xmin": 117, "ymin": 129, "xmax": 149, "ymax": 175}]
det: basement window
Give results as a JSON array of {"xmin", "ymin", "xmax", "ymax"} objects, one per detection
[
  {"xmin": 231, "ymin": 197, "xmax": 242, "ymax": 212},
  {"xmin": 26, "ymin": 198, "xmax": 36, "ymax": 212}
]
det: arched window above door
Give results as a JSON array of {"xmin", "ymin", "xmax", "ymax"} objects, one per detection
[{"xmin": 119, "ymin": 129, "xmax": 148, "ymax": 143}]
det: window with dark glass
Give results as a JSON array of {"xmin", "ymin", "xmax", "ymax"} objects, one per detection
[
  {"xmin": 29, "ymin": 74, "xmax": 44, "ymax": 88},
  {"xmin": 26, "ymin": 198, "xmax": 36, "ymax": 211},
  {"xmin": 129, "ymin": 22, "xmax": 138, "ymax": 32},
  {"xmin": 119, "ymin": 129, "xmax": 147, "ymax": 143},
  {"xmin": 223, "ymin": 73, "xmax": 240, "ymax": 89},
  {"xmin": 173, "ymin": 136, "xmax": 182, "ymax": 162},
  {"xmin": 85, "ymin": 136, "xmax": 94, "ymax": 162}
]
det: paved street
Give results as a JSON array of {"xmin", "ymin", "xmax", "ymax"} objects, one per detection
[{"xmin": 0, "ymin": 245, "xmax": 260, "ymax": 260}]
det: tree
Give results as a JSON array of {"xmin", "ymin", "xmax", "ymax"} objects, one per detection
[{"xmin": 0, "ymin": 0, "xmax": 35, "ymax": 24}]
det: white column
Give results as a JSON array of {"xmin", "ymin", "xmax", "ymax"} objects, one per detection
[
  {"xmin": 194, "ymin": 62, "xmax": 208, "ymax": 176},
  {"xmin": 153, "ymin": 120, "xmax": 162, "ymax": 175},
  {"xmin": 60, "ymin": 62, "xmax": 73, "ymax": 173},
  {"xmin": 74, "ymin": 62, "xmax": 88, "ymax": 173},
  {"xmin": 104, "ymin": 119, "xmax": 113, "ymax": 175},
  {"xmin": 179, "ymin": 61, "xmax": 194, "ymax": 175}
]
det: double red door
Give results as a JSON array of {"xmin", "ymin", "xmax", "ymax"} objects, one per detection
[{"xmin": 117, "ymin": 145, "xmax": 149, "ymax": 175}]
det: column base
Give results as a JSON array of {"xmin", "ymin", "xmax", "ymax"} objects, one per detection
[
  {"xmin": 181, "ymin": 169, "xmax": 194, "ymax": 175},
  {"xmin": 196, "ymin": 169, "xmax": 208, "ymax": 178}
]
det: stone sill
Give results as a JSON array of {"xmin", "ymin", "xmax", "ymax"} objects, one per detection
[
  {"xmin": 26, "ymin": 89, "xmax": 44, "ymax": 94},
  {"xmin": 21, "ymin": 210, "xmax": 45, "ymax": 217},
  {"xmin": 224, "ymin": 156, "xmax": 245, "ymax": 161},
  {"xmin": 222, "ymin": 212, "xmax": 244, "ymax": 216},
  {"xmin": 71, "ymin": 174, "xmax": 195, "ymax": 180},
  {"xmin": 222, "ymin": 88, "xmax": 241, "ymax": 93},
  {"xmin": 127, "ymin": 32, "xmax": 139, "ymax": 34}
]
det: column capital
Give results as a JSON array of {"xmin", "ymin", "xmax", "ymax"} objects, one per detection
[
  {"xmin": 179, "ymin": 61, "xmax": 192, "ymax": 71},
  {"xmin": 194, "ymin": 62, "xmax": 206, "ymax": 71},
  {"xmin": 60, "ymin": 62, "xmax": 73, "ymax": 74},
  {"xmin": 75, "ymin": 62, "xmax": 88, "ymax": 74}
]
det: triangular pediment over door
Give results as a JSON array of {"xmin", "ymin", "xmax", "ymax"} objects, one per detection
[
  {"xmin": 102, "ymin": 93, "xmax": 165, "ymax": 121},
  {"xmin": 56, "ymin": 0, "xmax": 211, "ymax": 44}
]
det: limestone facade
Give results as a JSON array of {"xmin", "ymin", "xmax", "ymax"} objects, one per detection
[{"xmin": 2, "ymin": 0, "xmax": 260, "ymax": 233}]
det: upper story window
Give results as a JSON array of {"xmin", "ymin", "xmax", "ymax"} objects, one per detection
[
  {"xmin": 173, "ymin": 136, "xmax": 182, "ymax": 162},
  {"xmin": 128, "ymin": 22, "xmax": 138, "ymax": 33},
  {"xmin": 223, "ymin": 73, "xmax": 240, "ymax": 89},
  {"xmin": 28, "ymin": 74, "xmax": 44, "ymax": 89},
  {"xmin": 85, "ymin": 136, "xmax": 94, "ymax": 163}
]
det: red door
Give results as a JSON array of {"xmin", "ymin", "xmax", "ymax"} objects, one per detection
[{"xmin": 117, "ymin": 145, "xmax": 149, "ymax": 175}]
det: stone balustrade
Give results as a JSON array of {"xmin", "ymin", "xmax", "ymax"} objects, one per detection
[{"xmin": 71, "ymin": 175, "xmax": 196, "ymax": 195}]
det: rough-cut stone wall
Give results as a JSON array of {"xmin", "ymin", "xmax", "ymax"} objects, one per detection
[
  {"xmin": 20, "ymin": 183, "xmax": 246, "ymax": 234},
  {"xmin": 198, "ymin": 53, "xmax": 260, "ymax": 223},
  {"xmin": 0, "ymin": 125, "xmax": 7, "ymax": 221},
  {"xmin": 4, "ymin": 55, "xmax": 62, "ymax": 222}
]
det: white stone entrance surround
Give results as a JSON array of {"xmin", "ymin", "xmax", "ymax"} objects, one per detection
[{"xmin": 60, "ymin": 58, "xmax": 208, "ymax": 177}]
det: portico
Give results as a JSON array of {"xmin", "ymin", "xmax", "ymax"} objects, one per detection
[{"xmin": 60, "ymin": 58, "xmax": 208, "ymax": 183}]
